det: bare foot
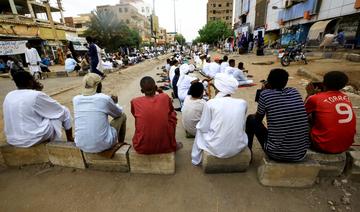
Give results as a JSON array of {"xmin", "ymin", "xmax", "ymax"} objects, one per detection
[{"xmin": 176, "ymin": 142, "xmax": 183, "ymax": 151}]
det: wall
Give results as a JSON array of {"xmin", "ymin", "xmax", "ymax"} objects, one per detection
[
  {"xmin": 317, "ymin": 0, "xmax": 359, "ymax": 20},
  {"xmin": 266, "ymin": 0, "xmax": 282, "ymax": 31}
]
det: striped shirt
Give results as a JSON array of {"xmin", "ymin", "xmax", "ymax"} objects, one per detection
[{"xmin": 257, "ymin": 88, "xmax": 309, "ymax": 161}]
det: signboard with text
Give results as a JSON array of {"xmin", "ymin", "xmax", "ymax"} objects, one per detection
[{"xmin": 0, "ymin": 40, "xmax": 27, "ymax": 56}]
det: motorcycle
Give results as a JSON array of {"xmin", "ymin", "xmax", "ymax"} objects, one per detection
[{"xmin": 280, "ymin": 43, "xmax": 308, "ymax": 66}]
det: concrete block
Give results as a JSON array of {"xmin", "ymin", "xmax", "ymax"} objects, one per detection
[
  {"xmin": 346, "ymin": 151, "xmax": 360, "ymax": 182},
  {"xmin": 202, "ymin": 147, "xmax": 251, "ymax": 173},
  {"xmin": 346, "ymin": 54, "xmax": 360, "ymax": 62},
  {"xmin": 129, "ymin": 147, "xmax": 175, "ymax": 174},
  {"xmin": 46, "ymin": 141, "xmax": 86, "ymax": 169},
  {"xmin": 257, "ymin": 157, "xmax": 321, "ymax": 188},
  {"xmin": 83, "ymin": 144, "xmax": 130, "ymax": 172},
  {"xmin": 0, "ymin": 143, "xmax": 49, "ymax": 166},
  {"xmin": 67, "ymin": 71, "xmax": 79, "ymax": 77},
  {"xmin": 307, "ymin": 150, "xmax": 346, "ymax": 177}
]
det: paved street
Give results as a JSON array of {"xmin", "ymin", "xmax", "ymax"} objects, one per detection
[{"xmin": 0, "ymin": 53, "xmax": 359, "ymax": 212}]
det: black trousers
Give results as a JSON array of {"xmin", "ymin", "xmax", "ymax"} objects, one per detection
[{"xmin": 245, "ymin": 114, "xmax": 268, "ymax": 150}]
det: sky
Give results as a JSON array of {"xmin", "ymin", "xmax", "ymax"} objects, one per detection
[{"xmin": 58, "ymin": 0, "xmax": 207, "ymax": 41}]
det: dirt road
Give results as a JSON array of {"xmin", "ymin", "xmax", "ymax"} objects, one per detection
[{"xmin": 0, "ymin": 53, "xmax": 359, "ymax": 212}]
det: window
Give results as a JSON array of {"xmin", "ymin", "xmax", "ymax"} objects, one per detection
[
  {"xmin": 218, "ymin": 4, "xmax": 221, "ymax": 7},
  {"xmin": 213, "ymin": 4, "xmax": 216, "ymax": 7},
  {"xmin": 213, "ymin": 10, "xmax": 216, "ymax": 14},
  {"xmin": 142, "ymin": 7, "xmax": 145, "ymax": 12},
  {"xmin": 226, "ymin": 3, "xmax": 230, "ymax": 7},
  {"xmin": 124, "ymin": 8, "xmax": 128, "ymax": 12},
  {"xmin": 226, "ymin": 16, "xmax": 229, "ymax": 20},
  {"xmin": 126, "ymin": 19, "xmax": 130, "ymax": 24},
  {"xmin": 119, "ymin": 8, "xmax": 122, "ymax": 13},
  {"xmin": 226, "ymin": 9, "xmax": 229, "ymax": 13}
]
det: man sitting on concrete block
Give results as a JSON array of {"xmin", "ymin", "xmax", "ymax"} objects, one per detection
[
  {"xmin": 131, "ymin": 76, "xmax": 182, "ymax": 154},
  {"xmin": 191, "ymin": 73, "xmax": 248, "ymax": 165},
  {"xmin": 305, "ymin": 71, "xmax": 356, "ymax": 154},
  {"xmin": 246, "ymin": 69, "xmax": 310, "ymax": 162},
  {"xmin": 181, "ymin": 82, "xmax": 206, "ymax": 137},
  {"xmin": 73, "ymin": 73, "xmax": 127, "ymax": 153},
  {"xmin": 3, "ymin": 71, "xmax": 74, "ymax": 147}
]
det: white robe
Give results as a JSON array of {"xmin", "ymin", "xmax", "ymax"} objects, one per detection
[
  {"xmin": 232, "ymin": 68, "xmax": 254, "ymax": 86},
  {"xmin": 181, "ymin": 96, "xmax": 206, "ymax": 136},
  {"xmin": 177, "ymin": 74, "xmax": 197, "ymax": 102},
  {"xmin": 191, "ymin": 96, "xmax": 248, "ymax": 165},
  {"xmin": 224, "ymin": 66, "xmax": 236, "ymax": 75},
  {"xmin": 208, "ymin": 62, "xmax": 221, "ymax": 78},
  {"xmin": 25, "ymin": 48, "xmax": 41, "ymax": 74},
  {"xmin": 169, "ymin": 65, "xmax": 177, "ymax": 85},
  {"xmin": 220, "ymin": 62, "xmax": 229, "ymax": 73},
  {"xmin": 202, "ymin": 62, "xmax": 210, "ymax": 76},
  {"xmin": 3, "ymin": 90, "xmax": 72, "ymax": 147},
  {"xmin": 95, "ymin": 44, "xmax": 104, "ymax": 72}
]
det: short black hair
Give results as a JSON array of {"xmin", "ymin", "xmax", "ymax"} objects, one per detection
[
  {"xmin": 188, "ymin": 82, "xmax": 204, "ymax": 98},
  {"xmin": 171, "ymin": 59, "xmax": 178, "ymax": 66},
  {"xmin": 323, "ymin": 71, "xmax": 348, "ymax": 91},
  {"xmin": 238, "ymin": 62, "xmax": 244, "ymax": 70},
  {"xmin": 267, "ymin": 68, "xmax": 289, "ymax": 89},
  {"xmin": 174, "ymin": 68, "xmax": 180, "ymax": 76},
  {"xmin": 229, "ymin": 59, "xmax": 235, "ymax": 66},
  {"xmin": 85, "ymin": 36, "xmax": 93, "ymax": 43},
  {"xmin": 140, "ymin": 76, "xmax": 156, "ymax": 96},
  {"xmin": 167, "ymin": 59, "xmax": 171, "ymax": 63},
  {"xmin": 223, "ymin": 55, "xmax": 228, "ymax": 62},
  {"xmin": 13, "ymin": 71, "xmax": 34, "ymax": 88}
]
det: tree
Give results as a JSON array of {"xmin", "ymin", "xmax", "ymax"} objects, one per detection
[
  {"xmin": 197, "ymin": 20, "xmax": 232, "ymax": 45},
  {"xmin": 84, "ymin": 10, "xmax": 142, "ymax": 52},
  {"xmin": 175, "ymin": 33, "xmax": 186, "ymax": 45}
]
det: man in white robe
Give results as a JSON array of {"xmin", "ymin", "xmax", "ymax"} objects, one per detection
[
  {"xmin": 24, "ymin": 43, "xmax": 41, "ymax": 76},
  {"xmin": 3, "ymin": 71, "xmax": 73, "ymax": 147},
  {"xmin": 177, "ymin": 64, "xmax": 198, "ymax": 102},
  {"xmin": 191, "ymin": 73, "xmax": 248, "ymax": 165},
  {"xmin": 207, "ymin": 57, "xmax": 221, "ymax": 78},
  {"xmin": 220, "ymin": 55, "xmax": 229, "ymax": 73},
  {"xmin": 169, "ymin": 59, "xmax": 179, "ymax": 86},
  {"xmin": 233, "ymin": 62, "xmax": 253, "ymax": 86},
  {"xmin": 224, "ymin": 59, "xmax": 237, "ymax": 75},
  {"xmin": 201, "ymin": 57, "xmax": 211, "ymax": 76}
]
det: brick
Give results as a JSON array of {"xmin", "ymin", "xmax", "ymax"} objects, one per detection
[
  {"xmin": 0, "ymin": 143, "xmax": 49, "ymax": 166},
  {"xmin": 346, "ymin": 151, "xmax": 360, "ymax": 182},
  {"xmin": 129, "ymin": 147, "xmax": 175, "ymax": 174},
  {"xmin": 46, "ymin": 141, "xmax": 86, "ymax": 169},
  {"xmin": 202, "ymin": 147, "xmax": 251, "ymax": 173},
  {"xmin": 83, "ymin": 144, "xmax": 130, "ymax": 172},
  {"xmin": 307, "ymin": 150, "xmax": 346, "ymax": 177},
  {"xmin": 257, "ymin": 157, "xmax": 320, "ymax": 188}
]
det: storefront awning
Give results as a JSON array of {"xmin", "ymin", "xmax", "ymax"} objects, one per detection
[{"xmin": 307, "ymin": 19, "xmax": 335, "ymax": 40}]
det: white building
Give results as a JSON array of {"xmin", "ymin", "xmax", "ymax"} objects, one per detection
[{"xmin": 120, "ymin": 0, "xmax": 152, "ymax": 17}]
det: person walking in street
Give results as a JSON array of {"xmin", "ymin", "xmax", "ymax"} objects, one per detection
[
  {"xmin": 86, "ymin": 36, "xmax": 105, "ymax": 79},
  {"xmin": 25, "ymin": 43, "xmax": 42, "ymax": 79}
]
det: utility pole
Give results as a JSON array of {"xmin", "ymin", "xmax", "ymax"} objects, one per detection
[{"xmin": 173, "ymin": 0, "xmax": 177, "ymax": 33}]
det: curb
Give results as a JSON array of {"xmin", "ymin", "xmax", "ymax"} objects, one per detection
[{"xmin": 297, "ymin": 67, "xmax": 322, "ymax": 82}]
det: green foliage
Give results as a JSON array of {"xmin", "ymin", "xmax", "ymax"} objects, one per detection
[
  {"xmin": 84, "ymin": 10, "xmax": 142, "ymax": 52},
  {"xmin": 175, "ymin": 33, "xmax": 186, "ymax": 45},
  {"xmin": 198, "ymin": 20, "xmax": 232, "ymax": 44}
]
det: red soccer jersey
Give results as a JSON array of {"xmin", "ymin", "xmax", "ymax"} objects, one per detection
[
  {"xmin": 131, "ymin": 93, "xmax": 177, "ymax": 154},
  {"xmin": 305, "ymin": 91, "xmax": 356, "ymax": 153}
]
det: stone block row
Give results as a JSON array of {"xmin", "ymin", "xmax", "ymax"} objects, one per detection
[{"xmin": 0, "ymin": 141, "xmax": 175, "ymax": 175}]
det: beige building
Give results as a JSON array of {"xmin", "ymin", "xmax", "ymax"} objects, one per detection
[
  {"xmin": 97, "ymin": 3, "xmax": 151, "ymax": 42},
  {"xmin": 207, "ymin": 0, "xmax": 233, "ymax": 27},
  {"xmin": 157, "ymin": 27, "xmax": 167, "ymax": 45},
  {"xmin": 64, "ymin": 13, "xmax": 92, "ymax": 35},
  {"xmin": 166, "ymin": 33, "xmax": 176, "ymax": 44}
]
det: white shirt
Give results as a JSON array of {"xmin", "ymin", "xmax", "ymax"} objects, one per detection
[
  {"xmin": 220, "ymin": 62, "xmax": 229, "ymax": 73},
  {"xmin": 25, "ymin": 48, "xmax": 41, "ymax": 65},
  {"xmin": 202, "ymin": 62, "xmax": 210, "ymax": 76},
  {"xmin": 224, "ymin": 66, "xmax": 236, "ymax": 75},
  {"xmin": 165, "ymin": 64, "xmax": 170, "ymax": 71},
  {"xmin": 169, "ymin": 65, "xmax": 177, "ymax": 84},
  {"xmin": 208, "ymin": 62, "xmax": 221, "ymax": 78},
  {"xmin": 65, "ymin": 58, "xmax": 77, "ymax": 72},
  {"xmin": 232, "ymin": 68, "xmax": 247, "ymax": 82},
  {"xmin": 191, "ymin": 97, "xmax": 248, "ymax": 165},
  {"xmin": 3, "ymin": 90, "xmax": 72, "ymax": 147},
  {"xmin": 25, "ymin": 48, "xmax": 41, "ymax": 74},
  {"xmin": 182, "ymin": 96, "xmax": 206, "ymax": 136},
  {"xmin": 177, "ymin": 75, "xmax": 198, "ymax": 102},
  {"xmin": 73, "ymin": 93, "xmax": 123, "ymax": 153}
]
